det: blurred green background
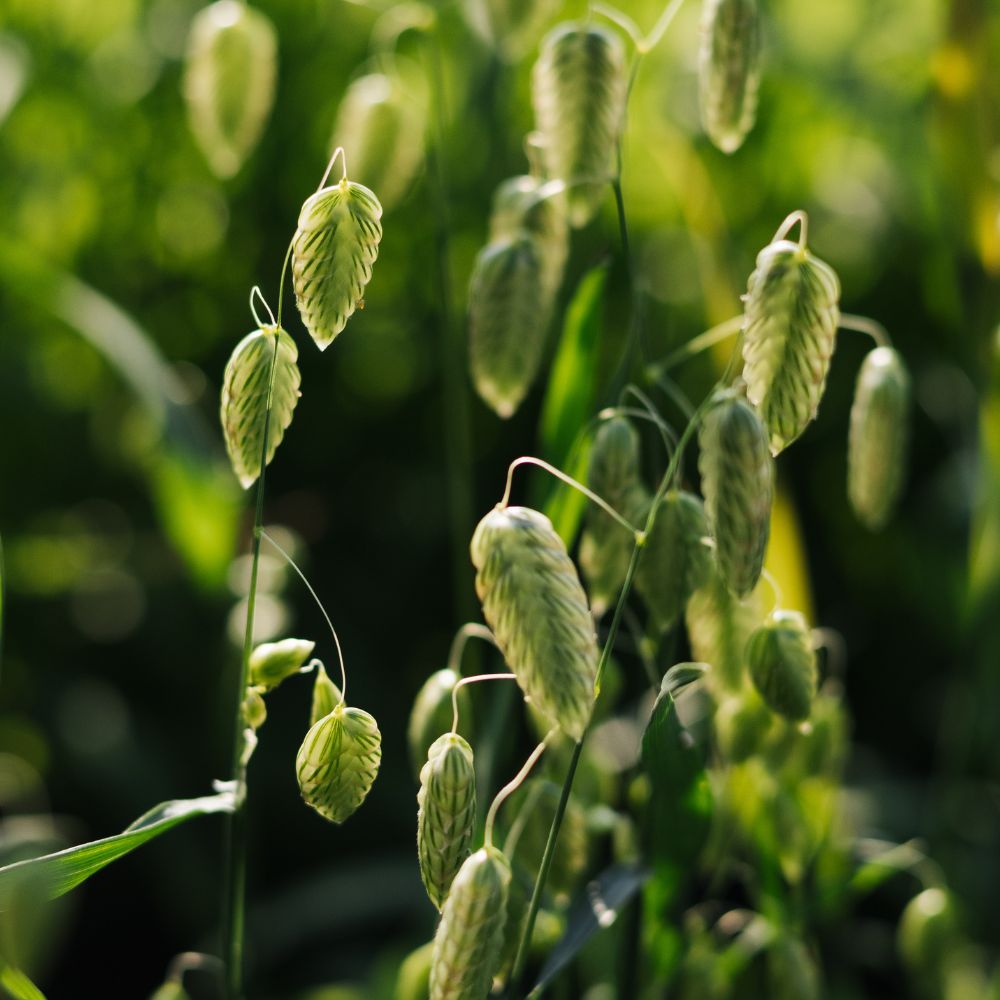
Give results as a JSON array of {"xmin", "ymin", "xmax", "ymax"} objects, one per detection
[{"xmin": 0, "ymin": 0, "xmax": 999, "ymax": 996}]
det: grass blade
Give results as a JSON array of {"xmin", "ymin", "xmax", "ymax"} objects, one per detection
[{"xmin": 0, "ymin": 960, "xmax": 47, "ymax": 1000}]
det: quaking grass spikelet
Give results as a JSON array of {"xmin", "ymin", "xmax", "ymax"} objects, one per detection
[
  {"xmin": 471, "ymin": 506, "xmax": 598, "ymax": 741},
  {"xmin": 407, "ymin": 668, "xmax": 473, "ymax": 778},
  {"xmin": 468, "ymin": 234, "xmax": 549, "ymax": 418},
  {"xmin": 699, "ymin": 0, "xmax": 762, "ymax": 154},
  {"xmin": 292, "ymin": 176, "xmax": 383, "ymax": 350},
  {"xmin": 430, "ymin": 846, "xmax": 511, "ymax": 1000},
  {"xmin": 220, "ymin": 326, "xmax": 301, "ymax": 489},
  {"xmin": 248, "ymin": 637, "xmax": 315, "ymax": 691},
  {"xmin": 636, "ymin": 490, "xmax": 713, "ymax": 630},
  {"xmin": 183, "ymin": 0, "xmax": 277, "ymax": 178},
  {"xmin": 848, "ymin": 346, "xmax": 910, "ymax": 530},
  {"xmin": 417, "ymin": 733, "xmax": 477, "ymax": 910},
  {"xmin": 746, "ymin": 610, "xmax": 817, "ymax": 722},
  {"xmin": 309, "ymin": 661, "xmax": 342, "ymax": 725},
  {"xmin": 579, "ymin": 416, "xmax": 648, "ymax": 616},
  {"xmin": 742, "ymin": 220, "xmax": 841, "ymax": 454},
  {"xmin": 698, "ymin": 394, "xmax": 774, "ymax": 597},
  {"xmin": 296, "ymin": 703, "xmax": 381, "ymax": 823},
  {"xmin": 532, "ymin": 22, "xmax": 627, "ymax": 227}
]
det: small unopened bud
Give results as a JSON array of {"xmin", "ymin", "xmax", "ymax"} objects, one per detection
[{"xmin": 248, "ymin": 637, "xmax": 315, "ymax": 691}]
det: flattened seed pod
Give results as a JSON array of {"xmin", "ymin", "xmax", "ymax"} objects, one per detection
[
  {"xmin": 309, "ymin": 660, "xmax": 342, "ymax": 726},
  {"xmin": 698, "ymin": 395, "xmax": 774, "ymax": 596},
  {"xmin": 489, "ymin": 175, "xmax": 568, "ymax": 299},
  {"xmin": 248, "ymin": 637, "xmax": 315, "ymax": 691},
  {"xmin": 636, "ymin": 490, "xmax": 713, "ymax": 630},
  {"xmin": 417, "ymin": 733, "xmax": 477, "ymax": 910},
  {"xmin": 332, "ymin": 70, "xmax": 425, "ymax": 214},
  {"xmin": 742, "ymin": 230, "xmax": 841, "ymax": 454},
  {"xmin": 408, "ymin": 668, "xmax": 472, "ymax": 778},
  {"xmin": 296, "ymin": 703, "xmax": 381, "ymax": 823},
  {"xmin": 468, "ymin": 234, "xmax": 549, "ymax": 419},
  {"xmin": 430, "ymin": 846, "xmax": 510, "ymax": 1000},
  {"xmin": 220, "ymin": 327, "xmax": 301, "ymax": 489},
  {"xmin": 532, "ymin": 22, "xmax": 627, "ymax": 228},
  {"xmin": 291, "ymin": 177, "xmax": 383, "ymax": 350},
  {"xmin": 699, "ymin": 0, "xmax": 762, "ymax": 154},
  {"xmin": 183, "ymin": 0, "xmax": 277, "ymax": 178},
  {"xmin": 848, "ymin": 346, "xmax": 910, "ymax": 530},
  {"xmin": 471, "ymin": 506, "xmax": 598, "ymax": 741},
  {"xmin": 746, "ymin": 610, "xmax": 817, "ymax": 722},
  {"xmin": 579, "ymin": 416, "xmax": 646, "ymax": 616}
]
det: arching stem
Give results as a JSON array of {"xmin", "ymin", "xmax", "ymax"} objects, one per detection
[{"xmin": 484, "ymin": 735, "xmax": 554, "ymax": 849}]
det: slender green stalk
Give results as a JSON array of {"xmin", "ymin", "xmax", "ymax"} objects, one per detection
[{"xmin": 222, "ymin": 334, "xmax": 280, "ymax": 1000}]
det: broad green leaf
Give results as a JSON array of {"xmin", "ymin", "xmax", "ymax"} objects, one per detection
[
  {"xmin": 220, "ymin": 327, "xmax": 301, "ymax": 489},
  {"xmin": 530, "ymin": 864, "xmax": 649, "ymax": 995},
  {"xmin": 0, "ymin": 791, "xmax": 236, "ymax": 907},
  {"xmin": 640, "ymin": 672, "xmax": 712, "ymax": 872},
  {"xmin": 0, "ymin": 960, "xmax": 46, "ymax": 1000}
]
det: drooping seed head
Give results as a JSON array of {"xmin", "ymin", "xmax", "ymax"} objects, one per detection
[
  {"xmin": 532, "ymin": 22, "xmax": 627, "ymax": 227},
  {"xmin": 296, "ymin": 703, "xmax": 381, "ymax": 823},
  {"xmin": 183, "ymin": 0, "xmax": 277, "ymax": 178},
  {"xmin": 220, "ymin": 326, "xmax": 301, "ymax": 489},
  {"xmin": 636, "ymin": 490, "xmax": 714, "ymax": 630},
  {"xmin": 468, "ymin": 234, "xmax": 550, "ymax": 418},
  {"xmin": 848, "ymin": 346, "xmax": 910, "ymax": 530},
  {"xmin": 407, "ymin": 668, "xmax": 473, "ymax": 779},
  {"xmin": 417, "ymin": 733, "xmax": 477, "ymax": 910},
  {"xmin": 309, "ymin": 660, "xmax": 342, "ymax": 726},
  {"xmin": 331, "ymin": 67, "xmax": 426, "ymax": 214},
  {"xmin": 471, "ymin": 505, "xmax": 598, "ymax": 741},
  {"xmin": 699, "ymin": 0, "xmax": 762, "ymax": 154},
  {"xmin": 746, "ymin": 610, "xmax": 817, "ymax": 721},
  {"xmin": 698, "ymin": 394, "xmax": 774, "ymax": 596},
  {"xmin": 898, "ymin": 888, "xmax": 959, "ymax": 986},
  {"xmin": 291, "ymin": 178, "xmax": 383, "ymax": 350},
  {"xmin": 430, "ymin": 846, "xmax": 511, "ymax": 1000},
  {"xmin": 396, "ymin": 941, "xmax": 434, "ymax": 1000},
  {"xmin": 742, "ymin": 229, "xmax": 841, "ymax": 454},
  {"xmin": 579, "ymin": 415, "xmax": 648, "ymax": 616},
  {"xmin": 248, "ymin": 637, "xmax": 315, "ymax": 691}
]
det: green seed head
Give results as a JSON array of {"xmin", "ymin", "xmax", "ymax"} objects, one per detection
[
  {"xmin": 699, "ymin": 0, "xmax": 762, "ymax": 154},
  {"xmin": 395, "ymin": 941, "xmax": 434, "ymax": 1000},
  {"xmin": 242, "ymin": 686, "xmax": 268, "ymax": 730},
  {"xmin": 898, "ymin": 887, "xmax": 960, "ymax": 985},
  {"xmin": 291, "ymin": 179, "xmax": 383, "ymax": 350},
  {"xmin": 714, "ymin": 688, "xmax": 772, "ymax": 762},
  {"xmin": 296, "ymin": 703, "xmax": 381, "ymax": 824},
  {"xmin": 183, "ymin": 0, "xmax": 277, "ymax": 178},
  {"xmin": 636, "ymin": 490, "xmax": 713, "ymax": 630},
  {"xmin": 698, "ymin": 394, "xmax": 774, "ymax": 597},
  {"xmin": 532, "ymin": 22, "xmax": 627, "ymax": 227},
  {"xmin": 430, "ymin": 846, "xmax": 511, "ymax": 1000},
  {"xmin": 742, "ymin": 234, "xmax": 841, "ymax": 454},
  {"xmin": 848, "ymin": 346, "xmax": 910, "ymax": 530},
  {"xmin": 746, "ymin": 610, "xmax": 817, "ymax": 722},
  {"xmin": 220, "ymin": 327, "xmax": 301, "ymax": 489},
  {"xmin": 248, "ymin": 637, "xmax": 315, "ymax": 691},
  {"xmin": 417, "ymin": 733, "xmax": 477, "ymax": 911},
  {"xmin": 471, "ymin": 505, "xmax": 598, "ymax": 741},
  {"xmin": 468, "ymin": 234, "xmax": 550, "ymax": 419},
  {"xmin": 309, "ymin": 660, "xmax": 342, "ymax": 726},
  {"xmin": 408, "ymin": 668, "xmax": 473, "ymax": 779}
]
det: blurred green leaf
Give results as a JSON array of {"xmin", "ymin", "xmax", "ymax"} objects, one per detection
[
  {"xmin": 0, "ymin": 958, "xmax": 46, "ymax": 1000},
  {"xmin": 0, "ymin": 790, "xmax": 236, "ymax": 907}
]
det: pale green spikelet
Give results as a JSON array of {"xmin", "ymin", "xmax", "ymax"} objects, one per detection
[
  {"xmin": 699, "ymin": 0, "xmax": 762, "ymax": 154},
  {"xmin": 742, "ymin": 225, "xmax": 842, "ymax": 454},
  {"xmin": 408, "ymin": 668, "xmax": 473, "ymax": 778},
  {"xmin": 698, "ymin": 394, "xmax": 774, "ymax": 596},
  {"xmin": 579, "ymin": 415, "xmax": 647, "ymax": 616},
  {"xmin": 292, "ymin": 177, "xmax": 383, "ymax": 350},
  {"xmin": 489, "ymin": 175, "xmax": 568, "ymax": 299},
  {"xmin": 848, "ymin": 346, "xmax": 910, "ymax": 530},
  {"xmin": 242, "ymin": 686, "xmax": 267, "ymax": 730},
  {"xmin": 332, "ymin": 66, "xmax": 426, "ymax": 213},
  {"xmin": 417, "ymin": 733, "xmax": 477, "ymax": 910},
  {"xmin": 532, "ymin": 22, "xmax": 627, "ymax": 227},
  {"xmin": 396, "ymin": 941, "xmax": 434, "ymax": 1000},
  {"xmin": 248, "ymin": 637, "xmax": 315, "ymax": 691},
  {"xmin": 309, "ymin": 660, "xmax": 342, "ymax": 726},
  {"xmin": 686, "ymin": 565, "xmax": 762, "ymax": 690},
  {"xmin": 220, "ymin": 326, "xmax": 301, "ymax": 489},
  {"xmin": 296, "ymin": 703, "xmax": 381, "ymax": 823},
  {"xmin": 183, "ymin": 0, "xmax": 277, "ymax": 178},
  {"xmin": 746, "ymin": 610, "xmax": 817, "ymax": 722},
  {"xmin": 429, "ymin": 846, "xmax": 511, "ymax": 1000},
  {"xmin": 471, "ymin": 506, "xmax": 598, "ymax": 741},
  {"xmin": 636, "ymin": 490, "xmax": 713, "ymax": 630},
  {"xmin": 468, "ymin": 234, "xmax": 549, "ymax": 419}
]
